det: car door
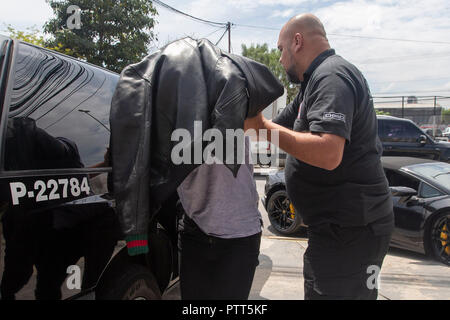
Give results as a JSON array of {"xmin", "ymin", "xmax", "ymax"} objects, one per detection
[
  {"xmin": 386, "ymin": 168, "xmax": 445, "ymax": 253},
  {"xmin": 380, "ymin": 119, "xmax": 440, "ymax": 160},
  {"xmin": 384, "ymin": 168, "xmax": 425, "ymax": 251},
  {"xmin": 0, "ymin": 40, "xmax": 121, "ymax": 300}
]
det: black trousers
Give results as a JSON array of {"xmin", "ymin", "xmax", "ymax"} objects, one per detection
[
  {"xmin": 304, "ymin": 215, "xmax": 394, "ymax": 300},
  {"xmin": 179, "ymin": 216, "xmax": 261, "ymax": 300}
]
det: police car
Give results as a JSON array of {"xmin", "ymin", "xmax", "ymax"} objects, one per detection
[{"xmin": 0, "ymin": 35, "xmax": 179, "ymax": 300}]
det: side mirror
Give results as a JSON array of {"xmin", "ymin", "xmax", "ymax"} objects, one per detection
[
  {"xmin": 418, "ymin": 135, "xmax": 427, "ymax": 145},
  {"xmin": 389, "ymin": 186, "xmax": 418, "ymax": 197}
]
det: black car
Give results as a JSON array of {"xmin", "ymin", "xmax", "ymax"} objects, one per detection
[
  {"xmin": 263, "ymin": 157, "xmax": 450, "ymax": 265},
  {"xmin": 0, "ymin": 36, "xmax": 179, "ymax": 299},
  {"xmin": 377, "ymin": 116, "xmax": 450, "ymax": 162}
]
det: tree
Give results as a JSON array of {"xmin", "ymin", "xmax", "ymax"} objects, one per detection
[
  {"xmin": 442, "ymin": 108, "xmax": 450, "ymax": 124},
  {"xmin": 242, "ymin": 43, "xmax": 298, "ymax": 104},
  {"xmin": 375, "ymin": 110, "xmax": 391, "ymax": 116},
  {"xmin": 4, "ymin": 24, "xmax": 75, "ymax": 55},
  {"xmin": 44, "ymin": 0, "xmax": 158, "ymax": 73},
  {"xmin": 4, "ymin": 25, "xmax": 46, "ymax": 47}
]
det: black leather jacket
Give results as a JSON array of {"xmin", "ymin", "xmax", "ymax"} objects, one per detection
[{"xmin": 110, "ymin": 38, "xmax": 283, "ymax": 237}]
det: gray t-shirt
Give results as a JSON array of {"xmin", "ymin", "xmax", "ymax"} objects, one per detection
[{"xmin": 177, "ymin": 139, "xmax": 262, "ymax": 239}]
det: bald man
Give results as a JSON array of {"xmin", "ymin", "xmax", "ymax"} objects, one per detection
[{"xmin": 245, "ymin": 14, "xmax": 394, "ymax": 300}]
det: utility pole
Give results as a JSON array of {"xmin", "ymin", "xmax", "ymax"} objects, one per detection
[
  {"xmin": 433, "ymin": 96, "xmax": 437, "ymax": 136},
  {"xmin": 401, "ymin": 96, "xmax": 404, "ymax": 118},
  {"xmin": 227, "ymin": 22, "xmax": 231, "ymax": 53}
]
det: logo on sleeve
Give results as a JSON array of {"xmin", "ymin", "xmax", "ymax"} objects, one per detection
[{"xmin": 323, "ymin": 112, "xmax": 346, "ymax": 123}]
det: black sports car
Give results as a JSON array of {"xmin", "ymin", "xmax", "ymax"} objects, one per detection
[{"xmin": 262, "ymin": 157, "xmax": 450, "ymax": 266}]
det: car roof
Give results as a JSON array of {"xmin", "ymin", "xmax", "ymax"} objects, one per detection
[
  {"xmin": 381, "ymin": 156, "xmax": 439, "ymax": 170},
  {"xmin": 376, "ymin": 115, "xmax": 413, "ymax": 122},
  {"xmin": 3, "ymin": 35, "xmax": 119, "ymax": 77}
]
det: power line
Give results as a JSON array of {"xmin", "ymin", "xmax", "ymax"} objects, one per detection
[
  {"xmin": 233, "ymin": 24, "xmax": 279, "ymax": 31},
  {"xmin": 327, "ymin": 33, "xmax": 450, "ymax": 45},
  {"xmin": 233, "ymin": 23, "xmax": 450, "ymax": 45},
  {"xmin": 356, "ymin": 52, "xmax": 450, "ymax": 65},
  {"xmin": 215, "ymin": 27, "xmax": 229, "ymax": 46},
  {"xmin": 152, "ymin": 1, "xmax": 450, "ymax": 46},
  {"xmin": 152, "ymin": 0, "xmax": 227, "ymax": 27},
  {"xmin": 371, "ymin": 76, "xmax": 450, "ymax": 85},
  {"xmin": 201, "ymin": 26, "xmax": 227, "ymax": 39},
  {"xmin": 153, "ymin": 0, "xmax": 232, "ymax": 51}
]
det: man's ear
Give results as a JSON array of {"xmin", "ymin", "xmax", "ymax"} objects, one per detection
[{"xmin": 293, "ymin": 33, "xmax": 303, "ymax": 52}]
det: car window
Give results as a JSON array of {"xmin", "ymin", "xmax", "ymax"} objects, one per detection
[
  {"xmin": 3, "ymin": 42, "xmax": 118, "ymax": 171},
  {"xmin": 384, "ymin": 168, "xmax": 420, "ymax": 190},
  {"xmin": 380, "ymin": 120, "xmax": 424, "ymax": 143},
  {"xmin": 419, "ymin": 182, "xmax": 443, "ymax": 198},
  {"xmin": 0, "ymin": 37, "xmax": 10, "ymax": 108},
  {"xmin": 407, "ymin": 162, "xmax": 450, "ymax": 191},
  {"xmin": 0, "ymin": 38, "xmax": 7, "ymax": 72}
]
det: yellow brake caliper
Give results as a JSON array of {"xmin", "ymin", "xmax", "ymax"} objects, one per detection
[
  {"xmin": 289, "ymin": 203, "xmax": 295, "ymax": 219},
  {"xmin": 441, "ymin": 224, "xmax": 450, "ymax": 256}
]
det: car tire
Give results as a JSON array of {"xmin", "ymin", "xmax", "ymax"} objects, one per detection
[
  {"xmin": 267, "ymin": 189, "xmax": 304, "ymax": 235},
  {"xmin": 96, "ymin": 263, "xmax": 162, "ymax": 300},
  {"xmin": 425, "ymin": 212, "xmax": 450, "ymax": 266}
]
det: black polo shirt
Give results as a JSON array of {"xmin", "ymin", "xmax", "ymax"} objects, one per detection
[{"xmin": 273, "ymin": 49, "xmax": 393, "ymax": 228}]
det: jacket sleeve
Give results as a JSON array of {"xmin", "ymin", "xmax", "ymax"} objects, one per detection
[{"xmin": 110, "ymin": 60, "xmax": 155, "ymax": 256}]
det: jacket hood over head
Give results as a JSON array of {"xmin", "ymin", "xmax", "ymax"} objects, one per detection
[{"xmin": 221, "ymin": 51, "xmax": 284, "ymax": 118}]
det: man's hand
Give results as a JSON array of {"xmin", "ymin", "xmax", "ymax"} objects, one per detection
[{"xmin": 244, "ymin": 112, "xmax": 267, "ymax": 132}]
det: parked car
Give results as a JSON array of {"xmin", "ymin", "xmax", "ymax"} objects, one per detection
[
  {"xmin": 423, "ymin": 128, "xmax": 443, "ymax": 138},
  {"xmin": 377, "ymin": 116, "xmax": 450, "ymax": 162},
  {"xmin": 262, "ymin": 157, "xmax": 450, "ymax": 265},
  {"xmin": 443, "ymin": 127, "xmax": 450, "ymax": 138},
  {"xmin": 262, "ymin": 170, "xmax": 306, "ymax": 235},
  {"xmin": 0, "ymin": 36, "xmax": 179, "ymax": 299}
]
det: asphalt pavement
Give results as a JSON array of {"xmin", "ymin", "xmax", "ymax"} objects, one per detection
[
  {"xmin": 163, "ymin": 171, "xmax": 450, "ymax": 300},
  {"xmin": 3, "ymin": 167, "xmax": 448, "ymax": 300}
]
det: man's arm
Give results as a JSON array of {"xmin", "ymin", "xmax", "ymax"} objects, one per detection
[
  {"xmin": 246, "ymin": 73, "xmax": 355, "ymax": 171},
  {"xmin": 245, "ymin": 113, "xmax": 345, "ymax": 171},
  {"xmin": 271, "ymin": 92, "xmax": 301, "ymax": 129}
]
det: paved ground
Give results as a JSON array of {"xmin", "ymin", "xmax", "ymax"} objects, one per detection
[
  {"xmin": 2, "ymin": 169, "xmax": 449, "ymax": 300},
  {"xmin": 163, "ymin": 173, "xmax": 450, "ymax": 300},
  {"xmin": 254, "ymin": 175, "xmax": 450, "ymax": 300}
]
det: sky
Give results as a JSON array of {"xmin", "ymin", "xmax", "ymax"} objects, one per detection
[{"xmin": 1, "ymin": 0, "xmax": 450, "ymax": 106}]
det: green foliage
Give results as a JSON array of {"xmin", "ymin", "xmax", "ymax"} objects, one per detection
[
  {"xmin": 242, "ymin": 43, "xmax": 298, "ymax": 104},
  {"xmin": 375, "ymin": 110, "xmax": 391, "ymax": 116},
  {"xmin": 442, "ymin": 108, "xmax": 450, "ymax": 124},
  {"xmin": 44, "ymin": 0, "xmax": 158, "ymax": 73},
  {"xmin": 4, "ymin": 25, "xmax": 46, "ymax": 47}
]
